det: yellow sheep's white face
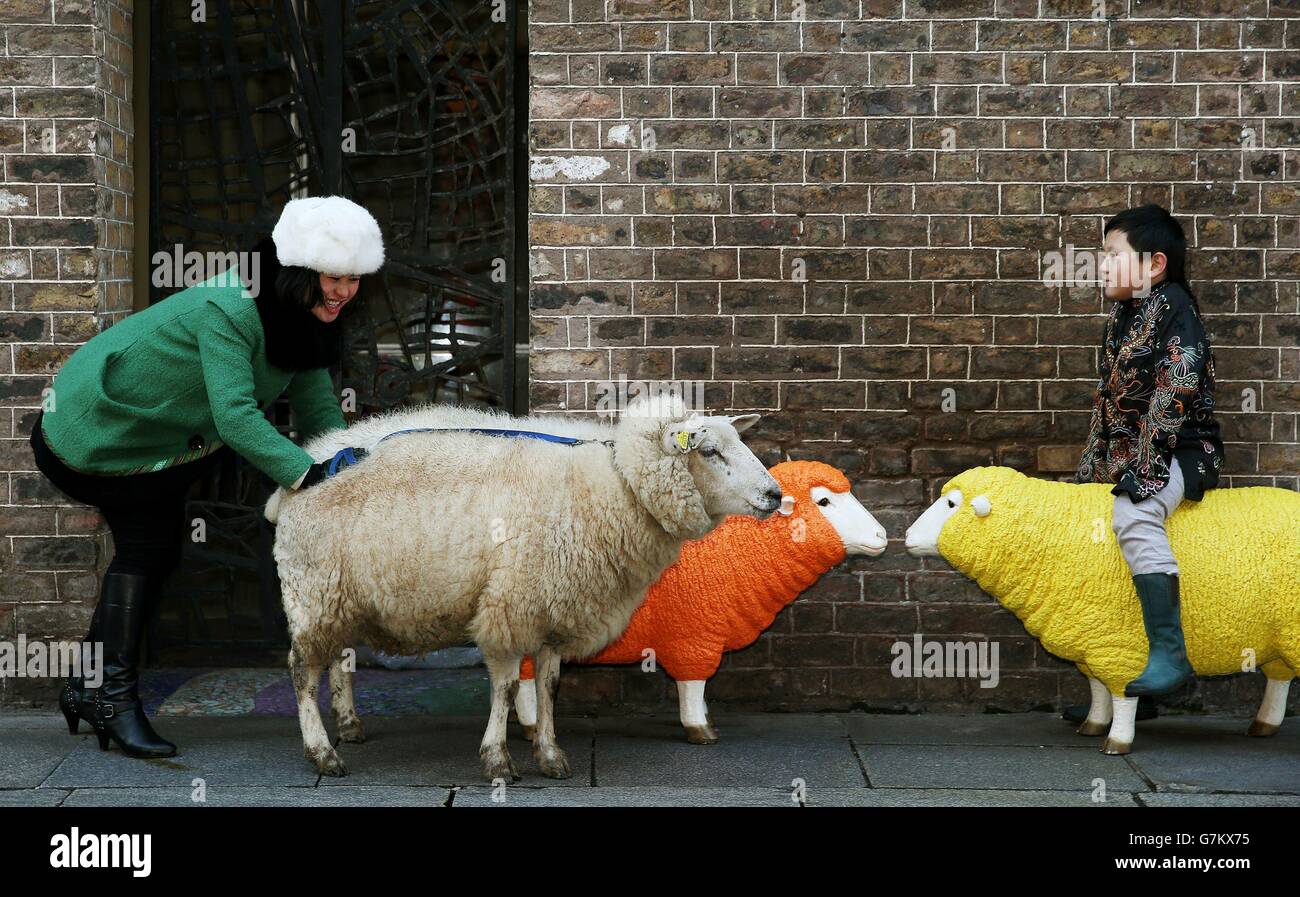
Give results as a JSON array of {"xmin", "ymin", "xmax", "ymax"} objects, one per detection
[
  {"xmin": 904, "ymin": 488, "xmax": 992, "ymax": 557},
  {"xmin": 799, "ymin": 486, "xmax": 888, "ymax": 556}
]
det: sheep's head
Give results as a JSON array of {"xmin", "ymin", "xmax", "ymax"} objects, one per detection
[
  {"xmin": 770, "ymin": 461, "xmax": 887, "ymax": 557},
  {"xmin": 904, "ymin": 466, "xmax": 1026, "ymax": 558},
  {"xmin": 615, "ymin": 393, "xmax": 781, "ymax": 540}
]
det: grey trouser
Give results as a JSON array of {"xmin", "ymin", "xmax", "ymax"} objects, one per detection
[{"xmin": 1111, "ymin": 456, "xmax": 1185, "ymax": 576}]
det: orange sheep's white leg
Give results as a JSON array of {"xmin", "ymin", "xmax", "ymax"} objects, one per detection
[
  {"xmin": 677, "ymin": 680, "xmax": 718, "ymax": 745},
  {"xmin": 1101, "ymin": 694, "xmax": 1138, "ymax": 755},
  {"xmin": 532, "ymin": 647, "xmax": 571, "ymax": 778},
  {"xmin": 329, "ymin": 656, "xmax": 365, "ymax": 744},
  {"xmin": 514, "ymin": 678, "xmax": 537, "ymax": 741},
  {"xmin": 1247, "ymin": 674, "xmax": 1291, "ymax": 737},
  {"xmin": 1076, "ymin": 676, "xmax": 1113, "ymax": 737}
]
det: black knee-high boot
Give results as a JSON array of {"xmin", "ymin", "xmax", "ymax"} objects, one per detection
[
  {"xmin": 85, "ymin": 571, "xmax": 177, "ymax": 758},
  {"xmin": 58, "ymin": 600, "xmax": 105, "ymax": 734}
]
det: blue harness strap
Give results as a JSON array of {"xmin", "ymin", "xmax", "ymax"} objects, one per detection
[
  {"xmin": 326, "ymin": 446, "xmax": 363, "ymax": 476},
  {"xmin": 375, "ymin": 427, "xmax": 615, "ymax": 448}
]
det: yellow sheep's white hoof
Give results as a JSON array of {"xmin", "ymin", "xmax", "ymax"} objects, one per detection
[
  {"xmin": 1247, "ymin": 677, "xmax": 1290, "ymax": 738},
  {"xmin": 1076, "ymin": 720, "xmax": 1110, "ymax": 737},
  {"xmin": 1100, "ymin": 737, "xmax": 1132, "ymax": 755},
  {"xmin": 1100, "ymin": 694, "xmax": 1138, "ymax": 755},
  {"xmin": 1246, "ymin": 720, "xmax": 1280, "ymax": 738},
  {"xmin": 1075, "ymin": 678, "xmax": 1112, "ymax": 737}
]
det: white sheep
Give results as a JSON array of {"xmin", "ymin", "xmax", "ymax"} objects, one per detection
[{"xmin": 265, "ymin": 395, "xmax": 781, "ymax": 780}]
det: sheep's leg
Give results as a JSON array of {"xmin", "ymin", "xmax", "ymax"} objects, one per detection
[
  {"xmin": 290, "ymin": 645, "xmax": 347, "ymax": 776},
  {"xmin": 514, "ymin": 677, "xmax": 537, "ymax": 742},
  {"xmin": 1076, "ymin": 676, "xmax": 1113, "ymax": 737},
  {"xmin": 677, "ymin": 680, "xmax": 718, "ymax": 745},
  {"xmin": 1247, "ymin": 666, "xmax": 1292, "ymax": 737},
  {"xmin": 1100, "ymin": 694, "xmax": 1139, "ymax": 755},
  {"xmin": 532, "ymin": 647, "xmax": 572, "ymax": 779},
  {"xmin": 329, "ymin": 654, "xmax": 365, "ymax": 744},
  {"xmin": 479, "ymin": 654, "xmax": 520, "ymax": 783}
]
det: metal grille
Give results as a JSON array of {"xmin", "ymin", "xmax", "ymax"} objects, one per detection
[{"xmin": 146, "ymin": 0, "xmax": 518, "ymax": 654}]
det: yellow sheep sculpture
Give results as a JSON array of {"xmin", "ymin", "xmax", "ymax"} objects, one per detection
[{"xmin": 904, "ymin": 466, "xmax": 1300, "ymax": 755}]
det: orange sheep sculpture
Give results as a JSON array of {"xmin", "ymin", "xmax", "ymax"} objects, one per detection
[{"xmin": 515, "ymin": 460, "xmax": 887, "ymax": 744}]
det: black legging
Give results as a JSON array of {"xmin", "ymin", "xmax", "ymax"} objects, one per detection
[{"xmin": 30, "ymin": 411, "xmax": 230, "ymax": 582}]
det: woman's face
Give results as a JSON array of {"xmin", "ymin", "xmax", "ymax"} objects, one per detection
[{"xmin": 312, "ymin": 273, "xmax": 361, "ymax": 322}]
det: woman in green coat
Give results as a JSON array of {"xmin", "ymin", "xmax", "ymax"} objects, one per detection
[{"xmin": 30, "ymin": 195, "xmax": 381, "ymax": 758}]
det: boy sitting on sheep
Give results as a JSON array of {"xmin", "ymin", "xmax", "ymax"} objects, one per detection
[{"xmin": 1075, "ymin": 204, "xmax": 1225, "ymax": 700}]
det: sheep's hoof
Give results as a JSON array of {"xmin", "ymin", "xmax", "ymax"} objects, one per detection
[
  {"xmin": 1100, "ymin": 737, "xmax": 1132, "ymax": 756},
  {"xmin": 684, "ymin": 724, "xmax": 719, "ymax": 745},
  {"xmin": 519, "ymin": 723, "xmax": 536, "ymax": 742},
  {"xmin": 1246, "ymin": 720, "xmax": 1280, "ymax": 737},
  {"xmin": 480, "ymin": 745, "xmax": 520, "ymax": 783},
  {"xmin": 336, "ymin": 718, "xmax": 366, "ymax": 744},
  {"xmin": 535, "ymin": 745, "xmax": 572, "ymax": 780},
  {"xmin": 309, "ymin": 746, "xmax": 349, "ymax": 777},
  {"xmin": 1075, "ymin": 719, "xmax": 1110, "ymax": 737}
]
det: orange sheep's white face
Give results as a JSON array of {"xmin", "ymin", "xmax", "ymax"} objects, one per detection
[{"xmin": 790, "ymin": 486, "xmax": 887, "ymax": 556}]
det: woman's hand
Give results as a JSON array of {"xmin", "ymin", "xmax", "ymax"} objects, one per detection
[{"xmin": 298, "ymin": 447, "xmax": 369, "ymax": 490}]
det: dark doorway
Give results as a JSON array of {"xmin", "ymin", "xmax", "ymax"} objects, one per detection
[{"xmin": 140, "ymin": 0, "xmax": 523, "ymax": 662}]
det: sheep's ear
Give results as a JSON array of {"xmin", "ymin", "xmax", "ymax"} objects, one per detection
[
  {"xmin": 778, "ymin": 495, "xmax": 796, "ymax": 516},
  {"xmin": 662, "ymin": 423, "xmax": 703, "ymax": 454},
  {"xmin": 971, "ymin": 495, "xmax": 992, "ymax": 517},
  {"xmin": 728, "ymin": 413, "xmax": 761, "ymax": 433}
]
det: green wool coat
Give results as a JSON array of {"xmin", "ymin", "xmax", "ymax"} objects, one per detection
[{"xmin": 41, "ymin": 270, "xmax": 346, "ymax": 489}]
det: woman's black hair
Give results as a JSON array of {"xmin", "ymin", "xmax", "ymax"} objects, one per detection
[
  {"xmin": 275, "ymin": 264, "xmax": 324, "ymax": 313},
  {"xmin": 1103, "ymin": 204, "xmax": 1197, "ymax": 306}
]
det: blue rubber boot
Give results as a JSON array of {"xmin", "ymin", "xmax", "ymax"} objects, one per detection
[{"xmin": 1125, "ymin": 573, "xmax": 1195, "ymax": 698}]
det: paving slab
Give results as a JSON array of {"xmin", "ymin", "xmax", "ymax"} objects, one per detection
[
  {"xmin": 0, "ymin": 788, "xmax": 69, "ymax": 807},
  {"xmin": 594, "ymin": 713, "xmax": 865, "ymax": 789},
  {"xmin": 452, "ymin": 785, "xmax": 798, "ymax": 807},
  {"xmin": 859, "ymin": 743, "xmax": 1149, "ymax": 792},
  {"xmin": 0, "ymin": 720, "xmax": 84, "ymax": 788},
  {"xmin": 1123, "ymin": 718, "xmax": 1300, "ymax": 795},
  {"xmin": 451, "ymin": 785, "xmax": 1140, "ymax": 808},
  {"xmin": 315, "ymin": 715, "xmax": 593, "ymax": 787},
  {"xmin": 805, "ymin": 788, "xmax": 1140, "ymax": 807},
  {"xmin": 42, "ymin": 716, "xmax": 316, "ymax": 789},
  {"xmin": 1139, "ymin": 793, "xmax": 1300, "ymax": 808},
  {"xmin": 844, "ymin": 711, "xmax": 1105, "ymax": 747},
  {"xmin": 60, "ymin": 786, "xmax": 453, "ymax": 807}
]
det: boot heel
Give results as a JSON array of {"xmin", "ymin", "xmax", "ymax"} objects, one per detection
[
  {"xmin": 96, "ymin": 731, "xmax": 110, "ymax": 751},
  {"xmin": 61, "ymin": 705, "xmax": 80, "ymax": 735}
]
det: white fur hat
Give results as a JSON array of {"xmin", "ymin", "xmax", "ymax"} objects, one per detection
[{"xmin": 271, "ymin": 195, "xmax": 385, "ymax": 275}]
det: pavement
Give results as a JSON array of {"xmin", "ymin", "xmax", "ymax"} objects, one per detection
[{"xmin": 1, "ymin": 710, "xmax": 1296, "ymax": 807}]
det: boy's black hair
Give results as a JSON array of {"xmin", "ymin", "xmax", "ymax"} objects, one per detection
[{"xmin": 1103, "ymin": 204, "xmax": 1197, "ymax": 305}]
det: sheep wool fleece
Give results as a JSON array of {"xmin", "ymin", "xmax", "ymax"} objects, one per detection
[{"xmin": 936, "ymin": 466, "xmax": 1300, "ymax": 697}]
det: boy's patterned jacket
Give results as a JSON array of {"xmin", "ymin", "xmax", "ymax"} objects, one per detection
[{"xmin": 1076, "ymin": 280, "xmax": 1224, "ymax": 503}]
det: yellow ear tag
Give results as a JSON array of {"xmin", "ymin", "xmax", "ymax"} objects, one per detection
[{"xmin": 674, "ymin": 430, "xmax": 691, "ymax": 452}]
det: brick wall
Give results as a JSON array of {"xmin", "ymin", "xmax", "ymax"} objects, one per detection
[
  {"xmin": 527, "ymin": 0, "xmax": 1300, "ymax": 714},
  {"xmin": 0, "ymin": 0, "xmax": 132, "ymax": 705}
]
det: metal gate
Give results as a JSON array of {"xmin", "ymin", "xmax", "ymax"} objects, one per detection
[{"xmin": 146, "ymin": 0, "xmax": 520, "ymax": 657}]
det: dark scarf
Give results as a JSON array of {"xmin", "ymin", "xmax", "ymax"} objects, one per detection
[{"xmin": 245, "ymin": 235, "xmax": 343, "ymax": 372}]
